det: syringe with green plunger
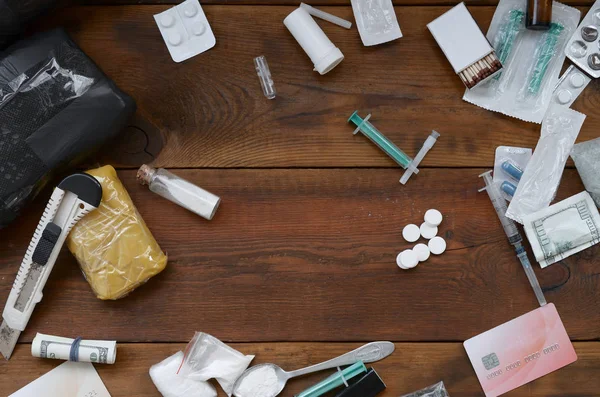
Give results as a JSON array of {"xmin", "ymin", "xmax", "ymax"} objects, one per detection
[{"xmin": 348, "ymin": 111, "xmax": 439, "ymax": 184}]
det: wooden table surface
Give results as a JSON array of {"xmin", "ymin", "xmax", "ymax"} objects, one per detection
[{"xmin": 1, "ymin": 0, "xmax": 600, "ymax": 396}]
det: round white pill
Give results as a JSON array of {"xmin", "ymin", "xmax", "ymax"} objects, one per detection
[
  {"xmin": 400, "ymin": 250, "xmax": 419, "ymax": 269},
  {"xmin": 557, "ymin": 90, "xmax": 572, "ymax": 104},
  {"xmin": 402, "ymin": 224, "xmax": 420, "ymax": 243},
  {"xmin": 570, "ymin": 73, "xmax": 586, "ymax": 88},
  {"xmin": 160, "ymin": 14, "xmax": 175, "ymax": 27},
  {"xmin": 184, "ymin": 4, "xmax": 197, "ymax": 17},
  {"xmin": 420, "ymin": 222, "xmax": 438, "ymax": 239},
  {"xmin": 396, "ymin": 252, "xmax": 409, "ymax": 269},
  {"xmin": 192, "ymin": 22, "xmax": 206, "ymax": 36},
  {"xmin": 429, "ymin": 236, "xmax": 447, "ymax": 255},
  {"xmin": 168, "ymin": 32, "xmax": 182, "ymax": 46},
  {"xmin": 413, "ymin": 243, "xmax": 430, "ymax": 262},
  {"xmin": 424, "ymin": 209, "xmax": 443, "ymax": 226}
]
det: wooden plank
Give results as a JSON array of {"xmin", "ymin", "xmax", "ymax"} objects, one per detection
[
  {"xmin": 78, "ymin": 0, "xmax": 596, "ymax": 7},
  {"xmin": 2, "ymin": 342, "xmax": 599, "ymax": 396},
  {"xmin": 0, "ymin": 169, "xmax": 597, "ymax": 342},
  {"xmin": 37, "ymin": 5, "xmax": 600, "ymax": 168}
]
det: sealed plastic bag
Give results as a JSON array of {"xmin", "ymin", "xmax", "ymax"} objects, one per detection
[
  {"xmin": 66, "ymin": 165, "xmax": 167, "ymax": 300},
  {"xmin": 178, "ymin": 332, "xmax": 254, "ymax": 396},
  {"xmin": 463, "ymin": 0, "xmax": 579, "ymax": 123},
  {"xmin": 150, "ymin": 351, "xmax": 218, "ymax": 397},
  {"xmin": 571, "ymin": 138, "xmax": 600, "ymax": 208},
  {"xmin": 0, "ymin": 28, "xmax": 135, "ymax": 228},
  {"xmin": 400, "ymin": 381, "xmax": 450, "ymax": 397},
  {"xmin": 350, "ymin": 0, "xmax": 402, "ymax": 46},
  {"xmin": 506, "ymin": 105, "xmax": 585, "ymax": 224}
]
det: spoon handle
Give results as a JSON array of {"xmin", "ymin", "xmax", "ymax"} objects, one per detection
[{"xmin": 286, "ymin": 341, "xmax": 394, "ymax": 379}]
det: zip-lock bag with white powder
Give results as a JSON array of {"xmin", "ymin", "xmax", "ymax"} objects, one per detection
[
  {"xmin": 463, "ymin": 0, "xmax": 580, "ymax": 123},
  {"xmin": 177, "ymin": 332, "xmax": 255, "ymax": 396}
]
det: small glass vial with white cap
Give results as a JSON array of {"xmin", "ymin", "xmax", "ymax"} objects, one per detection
[{"xmin": 137, "ymin": 165, "xmax": 220, "ymax": 220}]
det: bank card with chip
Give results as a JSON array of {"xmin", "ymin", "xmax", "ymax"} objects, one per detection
[{"xmin": 464, "ymin": 303, "xmax": 577, "ymax": 397}]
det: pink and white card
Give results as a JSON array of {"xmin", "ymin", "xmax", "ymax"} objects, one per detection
[{"xmin": 464, "ymin": 303, "xmax": 577, "ymax": 397}]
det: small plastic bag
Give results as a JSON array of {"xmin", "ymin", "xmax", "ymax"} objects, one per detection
[
  {"xmin": 571, "ymin": 137, "xmax": 600, "ymax": 208},
  {"xmin": 350, "ymin": 0, "xmax": 402, "ymax": 46},
  {"xmin": 400, "ymin": 381, "xmax": 450, "ymax": 397},
  {"xmin": 178, "ymin": 332, "xmax": 254, "ymax": 396},
  {"xmin": 493, "ymin": 146, "xmax": 532, "ymax": 201},
  {"xmin": 66, "ymin": 165, "xmax": 168, "ymax": 300},
  {"xmin": 150, "ymin": 351, "xmax": 218, "ymax": 397},
  {"xmin": 506, "ymin": 105, "xmax": 586, "ymax": 223},
  {"xmin": 463, "ymin": 0, "xmax": 580, "ymax": 123}
]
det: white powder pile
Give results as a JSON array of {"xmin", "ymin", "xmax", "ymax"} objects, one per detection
[{"xmin": 234, "ymin": 365, "xmax": 281, "ymax": 397}]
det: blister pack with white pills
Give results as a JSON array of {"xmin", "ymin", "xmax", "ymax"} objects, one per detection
[
  {"xmin": 565, "ymin": 0, "xmax": 600, "ymax": 78},
  {"xmin": 552, "ymin": 65, "xmax": 591, "ymax": 107},
  {"xmin": 154, "ymin": 0, "xmax": 216, "ymax": 63}
]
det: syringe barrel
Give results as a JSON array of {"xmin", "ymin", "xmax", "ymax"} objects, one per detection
[
  {"xmin": 479, "ymin": 171, "xmax": 520, "ymax": 242},
  {"xmin": 349, "ymin": 111, "xmax": 413, "ymax": 169}
]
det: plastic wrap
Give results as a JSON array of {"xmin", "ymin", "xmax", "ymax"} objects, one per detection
[
  {"xmin": 505, "ymin": 105, "xmax": 586, "ymax": 224},
  {"xmin": 150, "ymin": 351, "xmax": 218, "ymax": 397},
  {"xmin": 571, "ymin": 137, "xmax": 600, "ymax": 208},
  {"xmin": 179, "ymin": 332, "xmax": 254, "ymax": 396},
  {"xmin": 493, "ymin": 146, "xmax": 532, "ymax": 201},
  {"xmin": 350, "ymin": 0, "xmax": 402, "ymax": 46},
  {"xmin": 463, "ymin": 0, "xmax": 579, "ymax": 123},
  {"xmin": 66, "ymin": 165, "xmax": 167, "ymax": 300},
  {"xmin": 0, "ymin": 28, "xmax": 136, "ymax": 229},
  {"xmin": 399, "ymin": 381, "xmax": 450, "ymax": 397}
]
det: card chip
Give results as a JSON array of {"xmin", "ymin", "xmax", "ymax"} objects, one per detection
[{"xmin": 482, "ymin": 353, "xmax": 500, "ymax": 370}]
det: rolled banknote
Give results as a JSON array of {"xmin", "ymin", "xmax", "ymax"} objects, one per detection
[
  {"xmin": 32, "ymin": 333, "xmax": 116, "ymax": 364},
  {"xmin": 522, "ymin": 191, "xmax": 600, "ymax": 268}
]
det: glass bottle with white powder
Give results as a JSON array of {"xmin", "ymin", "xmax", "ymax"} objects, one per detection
[{"xmin": 137, "ymin": 164, "xmax": 220, "ymax": 220}]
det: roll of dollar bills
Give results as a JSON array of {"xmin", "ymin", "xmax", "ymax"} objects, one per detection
[{"xmin": 32, "ymin": 333, "xmax": 116, "ymax": 364}]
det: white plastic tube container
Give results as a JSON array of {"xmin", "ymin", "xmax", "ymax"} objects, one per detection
[{"xmin": 284, "ymin": 7, "xmax": 344, "ymax": 75}]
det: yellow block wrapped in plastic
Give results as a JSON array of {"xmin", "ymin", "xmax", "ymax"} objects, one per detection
[{"xmin": 67, "ymin": 165, "xmax": 167, "ymax": 300}]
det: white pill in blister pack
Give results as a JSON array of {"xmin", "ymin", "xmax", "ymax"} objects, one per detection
[
  {"xmin": 565, "ymin": 0, "xmax": 600, "ymax": 78},
  {"xmin": 552, "ymin": 65, "xmax": 591, "ymax": 108},
  {"xmin": 154, "ymin": 0, "xmax": 216, "ymax": 63}
]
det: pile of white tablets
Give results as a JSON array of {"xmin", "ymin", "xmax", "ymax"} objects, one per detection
[{"xmin": 397, "ymin": 209, "xmax": 447, "ymax": 270}]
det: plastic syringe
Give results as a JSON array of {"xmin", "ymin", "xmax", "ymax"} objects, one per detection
[
  {"xmin": 479, "ymin": 171, "xmax": 547, "ymax": 307},
  {"xmin": 348, "ymin": 111, "xmax": 417, "ymax": 171}
]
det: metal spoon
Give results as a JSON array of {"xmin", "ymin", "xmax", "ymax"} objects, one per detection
[{"xmin": 232, "ymin": 341, "xmax": 395, "ymax": 397}]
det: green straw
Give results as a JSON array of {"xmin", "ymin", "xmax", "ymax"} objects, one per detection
[{"xmin": 528, "ymin": 23, "xmax": 565, "ymax": 95}]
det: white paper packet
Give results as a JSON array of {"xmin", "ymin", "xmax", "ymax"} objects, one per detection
[
  {"xmin": 150, "ymin": 351, "xmax": 218, "ymax": 397},
  {"xmin": 506, "ymin": 105, "xmax": 586, "ymax": 224},
  {"xmin": 350, "ymin": 0, "xmax": 402, "ymax": 46},
  {"xmin": 463, "ymin": 0, "xmax": 580, "ymax": 123}
]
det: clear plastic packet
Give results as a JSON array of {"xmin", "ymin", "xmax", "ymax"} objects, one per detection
[
  {"xmin": 571, "ymin": 137, "xmax": 600, "ymax": 208},
  {"xmin": 350, "ymin": 0, "xmax": 403, "ymax": 46},
  {"xmin": 463, "ymin": 0, "xmax": 580, "ymax": 123},
  {"xmin": 493, "ymin": 146, "xmax": 532, "ymax": 201},
  {"xmin": 506, "ymin": 104, "xmax": 586, "ymax": 224},
  {"xmin": 178, "ymin": 332, "xmax": 254, "ymax": 396},
  {"xmin": 150, "ymin": 351, "xmax": 218, "ymax": 397},
  {"xmin": 400, "ymin": 381, "xmax": 450, "ymax": 397},
  {"xmin": 66, "ymin": 165, "xmax": 168, "ymax": 300}
]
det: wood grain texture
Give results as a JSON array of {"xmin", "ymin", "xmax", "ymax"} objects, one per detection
[
  {"xmin": 2, "ymin": 342, "xmax": 599, "ymax": 396},
  {"xmin": 36, "ymin": 5, "xmax": 600, "ymax": 168},
  {"xmin": 1, "ymin": 169, "xmax": 597, "ymax": 342},
  {"xmin": 79, "ymin": 0, "xmax": 596, "ymax": 7}
]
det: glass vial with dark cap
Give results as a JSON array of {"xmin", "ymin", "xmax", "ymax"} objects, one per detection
[{"xmin": 526, "ymin": 0, "xmax": 552, "ymax": 30}]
